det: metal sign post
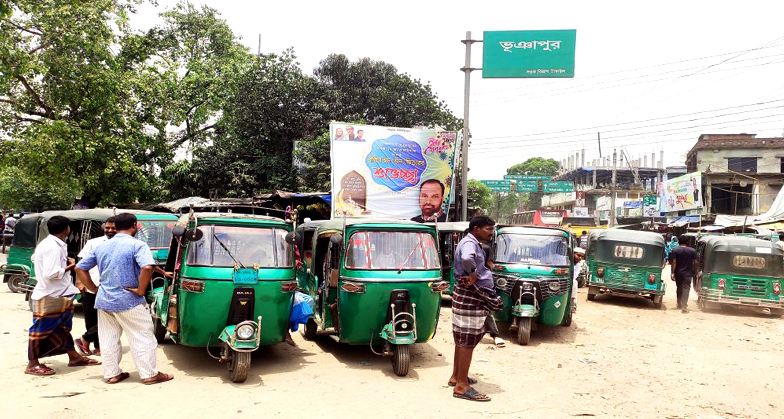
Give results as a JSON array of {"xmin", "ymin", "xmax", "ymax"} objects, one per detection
[{"xmin": 460, "ymin": 31, "xmax": 481, "ymax": 221}]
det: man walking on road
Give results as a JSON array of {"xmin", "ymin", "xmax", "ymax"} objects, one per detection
[
  {"xmin": 25, "ymin": 216, "xmax": 100, "ymax": 376},
  {"xmin": 74, "ymin": 217, "xmax": 116, "ymax": 356},
  {"xmin": 448, "ymin": 216, "xmax": 502, "ymax": 402},
  {"xmin": 669, "ymin": 235, "xmax": 698, "ymax": 313},
  {"xmin": 75, "ymin": 213, "xmax": 173, "ymax": 385}
]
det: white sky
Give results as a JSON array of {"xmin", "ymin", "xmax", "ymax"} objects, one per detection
[{"xmin": 133, "ymin": 0, "xmax": 784, "ymax": 181}]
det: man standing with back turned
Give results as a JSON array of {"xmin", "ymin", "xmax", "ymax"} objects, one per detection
[
  {"xmin": 448, "ymin": 215, "xmax": 500, "ymax": 402},
  {"xmin": 669, "ymin": 235, "xmax": 698, "ymax": 313},
  {"xmin": 76, "ymin": 213, "xmax": 173, "ymax": 385}
]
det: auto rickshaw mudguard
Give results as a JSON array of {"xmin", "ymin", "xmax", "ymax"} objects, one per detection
[
  {"xmin": 218, "ymin": 323, "xmax": 261, "ymax": 352},
  {"xmin": 512, "ymin": 303, "xmax": 538, "ymax": 318},
  {"xmin": 380, "ymin": 322, "xmax": 417, "ymax": 345}
]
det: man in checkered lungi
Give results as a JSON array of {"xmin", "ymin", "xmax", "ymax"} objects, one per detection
[{"xmin": 448, "ymin": 216, "xmax": 499, "ymax": 402}]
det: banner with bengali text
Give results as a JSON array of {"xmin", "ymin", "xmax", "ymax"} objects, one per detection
[{"xmin": 330, "ymin": 122, "xmax": 459, "ymax": 221}]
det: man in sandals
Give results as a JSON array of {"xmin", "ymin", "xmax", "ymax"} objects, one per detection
[
  {"xmin": 75, "ymin": 213, "xmax": 173, "ymax": 385},
  {"xmin": 26, "ymin": 216, "xmax": 100, "ymax": 376},
  {"xmin": 449, "ymin": 216, "xmax": 498, "ymax": 402}
]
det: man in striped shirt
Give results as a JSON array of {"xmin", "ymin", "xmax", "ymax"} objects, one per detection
[{"xmin": 75, "ymin": 213, "xmax": 173, "ymax": 385}]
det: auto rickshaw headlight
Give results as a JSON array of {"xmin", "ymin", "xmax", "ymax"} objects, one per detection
[
  {"xmin": 548, "ymin": 281, "xmax": 561, "ymax": 292},
  {"xmin": 236, "ymin": 323, "xmax": 255, "ymax": 340},
  {"xmin": 648, "ymin": 273, "xmax": 656, "ymax": 284},
  {"xmin": 596, "ymin": 267, "xmax": 604, "ymax": 277}
]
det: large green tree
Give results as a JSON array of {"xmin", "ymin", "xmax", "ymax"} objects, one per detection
[
  {"xmin": 507, "ymin": 157, "xmax": 561, "ymax": 210},
  {"xmin": 0, "ymin": 0, "xmax": 168, "ymax": 206},
  {"xmin": 467, "ymin": 179, "xmax": 493, "ymax": 211}
]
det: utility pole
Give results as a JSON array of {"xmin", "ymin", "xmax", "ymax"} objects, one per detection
[
  {"xmin": 460, "ymin": 31, "xmax": 481, "ymax": 221},
  {"xmin": 610, "ymin": 149, "xmax": 617, "ymax": 227}
]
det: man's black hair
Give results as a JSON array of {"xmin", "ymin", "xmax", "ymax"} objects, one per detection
[
  {"xmin": 469, "ymin": 215, "xmax": 495, "ymax": 232},
  {"xmin": 106, "ymin": 216, "xmax": 116, "ymax": 224},
  {"xmin": 47, "ymin": 216, "xmax": 71, "ymax": 235},
  {"xmin": 581, "ymin": 230, "xmax": 587, "ymax": 235},
  {"xmin": 420, "ymin": 179, "xmax": 445, "ymax": 196},
  {"xmin": 114, "ymin": 213, "xmax": 138, "ymax": 231},
  {"xmin": 677, "ymin": 235, "xmax": 687, "ymax": 245}
]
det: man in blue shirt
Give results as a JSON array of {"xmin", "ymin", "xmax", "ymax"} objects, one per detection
[{"xmin": 76, "ymin": 213, "xmax": 173, "ymax": 385}]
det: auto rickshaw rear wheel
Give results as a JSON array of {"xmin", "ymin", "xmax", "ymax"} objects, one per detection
[
  {"xmin": 228, "ymin": 350, "xmax": 251, "ymax": 383},
  {"xmin": 392, "ymin": 344, "xmax": 410, "ymax": 376},
  {"xmin": 652, "ymin": 295, "xmax": 663, "ymax": 309},
  {"xmin": 769, "ymin": 308, "xmax": 784, "ymax": 317},
  {"xmin": 517, "ymin": 317, "xmax": 532, "ymax": 345},
  {"xmin": 6, "ymin": 274, "xmax": 24, "ymax": 293},
  {"xmin": 562, "ymin": 307, "xmax": 572, "ymax": 327},
  {"xmin": 301, "ymin": 318, "xmax": 318, "ymax": 340},
  {"xmin": 587, "ymin": 286, "xmax": 597, "ymax": 301}
]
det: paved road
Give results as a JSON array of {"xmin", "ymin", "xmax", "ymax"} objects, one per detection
[{"xmin": 1, "ymin": 263, "xmax": 783, "ymax": 418}]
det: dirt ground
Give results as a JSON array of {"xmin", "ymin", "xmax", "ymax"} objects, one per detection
[{"xmin": 1, "ymin": 260, "xmax": 783, "ymax": 419}]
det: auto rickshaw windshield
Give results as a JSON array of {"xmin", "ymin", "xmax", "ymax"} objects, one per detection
[
  {"xmin": 137, "ymin": 221, "xmax": 175, "ymax": 250},
  {"xmin": 186, "ymin": 225, "xmax": 293, "ymax": 268},
  {"xmin": 495, "ymin": 234, "xmax": 570, "ymax": 266},
  {"xmin": 345, "ymin": 230, "xmax": 440, "ymax": 270}
]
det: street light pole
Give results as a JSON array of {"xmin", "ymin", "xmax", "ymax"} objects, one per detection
[{"xmin": 460, "ymin": 31, "xmax": 480, "ymax": 222}]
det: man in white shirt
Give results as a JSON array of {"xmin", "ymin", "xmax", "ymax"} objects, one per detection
[
  {"xmin": 74, "ymin": 217, "xmax": 116, "ymax": 356},
  {"xmin": 26, "ymin": 216, "xmax": 99, "ymax": 376}
]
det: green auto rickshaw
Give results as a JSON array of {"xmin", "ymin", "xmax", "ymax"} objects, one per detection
[
  {"xmin": 434, "ymin": 221, "xmax": 469, "ymax": 296},
  {"xmin": 3, "ymin": 209, "xmax": 132, "ymax": 306},
  {"xmin": 297, "ymin": 218, "xmax": 445, "ymax": 376},
  {"xmin": 586, "ymin": 229, "xmax": 666, "ymax": 308},
  {"xmin": 150, "ymin": 212, "xmax": 297, "ymax": 382},
  {"xmin": 294, "ymin": 220, "xmax": 327, "ymax": 295},
  {"xmin": 135, "ymin": 213, "xmax": 179, "ymax": 265},
  {"xmin": 696, "ymin": 235, "xmax": 784, "ymax": 316},
  {"xmin": 491, "ymin": 226, "xmax": 574, "ymax": 345}
]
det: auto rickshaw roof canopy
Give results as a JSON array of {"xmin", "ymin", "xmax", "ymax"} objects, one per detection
[
  {"xmin": 496, "ymin": 226, "xmax": 570, "ymax": 237},
  {"xmin": 699, "ymin": 235, "xmax": 783, "ymax": 277},
  {"xmin": 432, "ymin": 221, "xmax": 469, "ymax": 233},
  {"xmin": 16, "ymin": 209, "xmax": 164, "ymax": 247},
  {"xmin": 314, "ymin": 218, "xmax": 437, "ymax": 236},
  {"xmin": 588, "ymin": 229, "xmax": 666, "ymax": 267},
  {"xmin": 177, "ymin": 212, "xmax": 288, "ymax": 227}
]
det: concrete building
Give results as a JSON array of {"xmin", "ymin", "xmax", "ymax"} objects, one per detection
[{"xmin": 685, "ymin": 134, "xmax": 784, "ymax": 215}]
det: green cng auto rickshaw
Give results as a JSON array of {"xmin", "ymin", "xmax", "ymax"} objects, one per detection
[
  {"xmin": 150, "ymin": 212, "xmax": 297, "ymax": 382},
  {"xmin": 491, "ymin": 226, "xmax": 574, "ymax": 345},
  {"xmin": 3, "ymin": 210, "xmax": 130, "ymax": 308},
  {"xmin": 434, "ymin": 221, "xmax": 469, "ymax": 295},
  {"xmin": 586, "ymin": 229, "xmax": 666, "ymax": 308},
  {"xmin": 294, "ymin": 220, "xmax": 327, "ymax": 295},
  {"xmin": 297, "ymin": 219, "xmax": 445, "ymax": 376},
  {"xmin": 696, "ymin": 235, "xmax": 784, "ymax": 316}
]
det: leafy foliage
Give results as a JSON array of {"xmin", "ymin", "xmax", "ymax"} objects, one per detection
[
  {"xmin": 507, "ymin": 157, "xmax": 561, "ymax": 210},
  {"xmin": 467, "ymin": 179, "xmax": 493, "ymax": 210}
]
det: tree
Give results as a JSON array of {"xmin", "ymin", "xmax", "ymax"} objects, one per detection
[
  {"xmin": 294, "ymin": 131, "xmax": 331, "ymax": 192},
  {"xmin": 0, "ymin": 0, "xmax": 169, "ymax": 206},
  {"xmin": 467, "ymin": 179, "xmax": 493, "ymax": 211},
  {"xmin": 507, "ymin": 157, "xmax": 561, "ymax": 210},
  {"xmin": 0, "ymin": 166, "xmax": 79, "ymax": 211}
]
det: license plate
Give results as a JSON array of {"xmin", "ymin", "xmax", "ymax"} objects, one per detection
[
  {"xmin": 737, "ymin": 285, "xmax": 760, "ymax": 291},
  {"xmin": 233, "ymin": 268, "xmax": 258, "ymax": 284}
]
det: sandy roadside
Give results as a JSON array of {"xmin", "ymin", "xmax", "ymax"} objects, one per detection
[{"xmin": 1, "ymin": 260, "xmax": 782, "ymax": 419}]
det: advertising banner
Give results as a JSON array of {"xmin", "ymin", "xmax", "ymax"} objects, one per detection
[
  {"xmin": 573, "ymin": 207, "xmax": 589, "ymax": 217},
  {"xmin": 659, "ymin": 172, "xmax": 703, "ymax": 213},
  {"xmin": 330, "ymin": 122, "xmax": 459, "ymax": 221}
]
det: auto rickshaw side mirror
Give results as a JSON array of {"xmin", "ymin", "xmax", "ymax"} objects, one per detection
[
  {"xmin": 285, "ymin": 232, "xmax": 300, "ymax": 245},
  {"xmin": 172, "ymin": 225, "xmax": 186, "ymax": 237},
  {"xmin": 330, "ymin": 234, "xmax": 343, "ymax": 245},
  {"xmin": 184, "ymin": 228, "xmax": 204, "ymax": 242}
]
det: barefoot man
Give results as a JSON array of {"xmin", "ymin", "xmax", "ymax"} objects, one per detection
[{"xmin": 25, "ymin": 216, "xmax": 100, "ymax": 376}]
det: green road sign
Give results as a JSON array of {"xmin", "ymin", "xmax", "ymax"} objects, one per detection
[
  {"xmin": 481, "ymin": 180, "xmax": 511, "ymax": 187},
  {"xmin": 504, "ymin": 174, "xmax": 551, "ymax": 180},
  {"xmin": 643, "ymin": 195, "xmax": 657, "ymax": 206},
  {"xmin": 482, "ymin": 30, "xmax": 576, "ymax": 78},
  {"xmin": 543, "ymin": 181, "xmax": 574, "ymax": 193},
  {"xmin": 517, "ymin": 181, "xmax": 538, "ymax": 192},
  {"xmin": 488, "ymin": 186, "xmax": 510, "ymax": 192}
]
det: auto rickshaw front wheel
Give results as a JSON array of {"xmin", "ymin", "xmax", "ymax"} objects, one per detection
[
  {"xmin": 6, "ymin": 275, "xmax": 24, "ymax": 293},
  {"xmin": 228, "ymin": 350, "xmax": 251, "ymax": 383},
  {"xmin": 517, "ymin": 317, "xmax": 532, "ymax": 345},
  {"xmin": 391, "ymin": 344, "xmax": 410, "ymax": 376}
]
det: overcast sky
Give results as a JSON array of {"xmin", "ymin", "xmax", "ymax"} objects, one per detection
[{"xmin": 134, "ymin": 0, "xmax": 784, "ymax": 181}]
